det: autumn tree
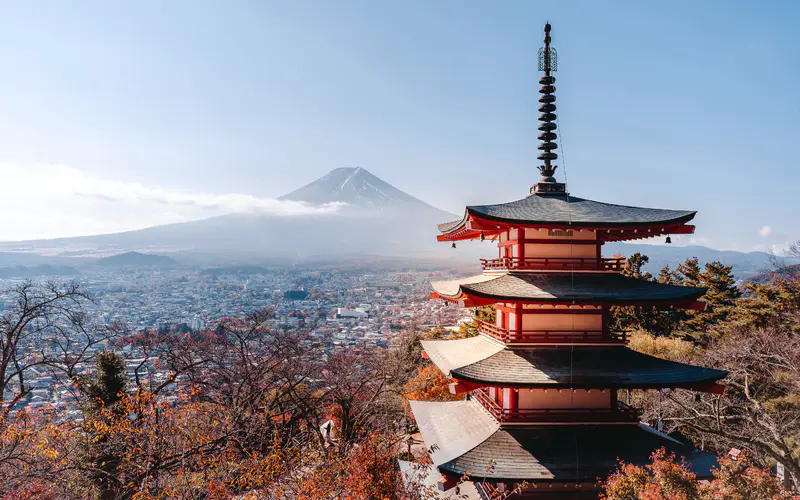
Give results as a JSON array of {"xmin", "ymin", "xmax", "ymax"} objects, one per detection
[
  {"xmin": 626, "ymin": 271, "xmax": 799, "ymax": 492},
  {"xmin": 601, "ymin": 448, "xmax": 789, "ymax": 500},
  {"xmin": 0, "ymin": 281, "xmax": 115, "ymax": 416},
  {"xmin": 0, "ymin": 281, "xmax": 116, "ymax": 498},
  {"xmin": 402, "ymin": 364, "xmax": 463, "ymax": 404}
]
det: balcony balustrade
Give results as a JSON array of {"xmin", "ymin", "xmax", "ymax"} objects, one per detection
[
  {"xmin": 480, "ymin": 256, "xmax": 625, "ymax": 272},
  {"xmin": 472, "ymin": 388, "xmax": 640, "ymax": 424},
  {"xmin": 477, "ymin": 320, "xmax": 627, "ymax": 345}
]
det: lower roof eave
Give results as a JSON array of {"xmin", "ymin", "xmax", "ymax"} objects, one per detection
[
  {"xmin": 436, "ymin": 423, "xmax": 718, "ymax": 482},
  {"xmin": 450, "ymin": 373, "xmax": 728, "ymax": 391}
]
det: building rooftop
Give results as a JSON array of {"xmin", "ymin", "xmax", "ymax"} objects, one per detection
[
  {"xmin": 438, "ymin": 194, "xmax": 696, "ymax": 240},
  {"xmin": 431, "ymin": 272, "xmax": 706, "ymax": 306},
  {"xmin": 411, "ymin": 400, "xmax": 718, "ymax": 481},
  {"xmin": 422, "ymin": 340, "xmax": 727, "ymax": 388}
]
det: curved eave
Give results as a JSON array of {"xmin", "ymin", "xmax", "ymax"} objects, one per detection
[
  {"xmin": 411, "ymin": 401, "xmax": 718, "ymax": 482},
  {"xmin": 438, "ymin": 423, "xmax": 718, "ymax": 481},
  {"xmin": 448, "ymin": 346, "xmax": 728, "ymax": 389},
  {"xmin": 437, "ymin": 207, "xmax": 697, "ymax": 243},
  {"xmin": 430, "ymin": 272, "xmax": 708, "ymax": 309},
  {"xmin": 464, "ymin": 205, "xmax": 697, "ymax": 229},
  {"xmin": 451, "ymin": 369, "xmax": 728, "ymax": 390}
]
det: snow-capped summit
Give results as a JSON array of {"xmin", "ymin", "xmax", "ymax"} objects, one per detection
[{"xmin": 279, "ymin": 167, "xmax": 436, "ymax": 210}]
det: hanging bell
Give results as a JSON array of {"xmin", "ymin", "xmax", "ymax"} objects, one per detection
[
  {"xmin": 480, "ymin": 233, "xmax": 485, "ymax": 241},
  {"xmin": 451, "ymin": 242, "xmax": 456, "ymax": 249},
  {"xmin": 665, "ymin": 236, "xmax": 672, "ymax": 244}
]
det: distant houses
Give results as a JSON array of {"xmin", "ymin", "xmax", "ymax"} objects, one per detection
[{"xmin": 336, "ymin": 307, "xmax": 369, "ymax": 319}]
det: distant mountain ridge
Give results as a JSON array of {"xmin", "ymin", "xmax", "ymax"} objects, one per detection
[
  {"xmin": 94, "ymin": 251, "xmax": 179, "ymax": 268},
  {"xmin": 605, "ymin": 243, "xmax": 799, "ymax": 279}
]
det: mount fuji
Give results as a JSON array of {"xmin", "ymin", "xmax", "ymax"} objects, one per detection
[
  {"xmin": 0, "ymin": 168, "xmax": 459, "ymax": 262},
  {"xmin": 280, "ymin": 167, "xmax": 439, "ymax": 210}
]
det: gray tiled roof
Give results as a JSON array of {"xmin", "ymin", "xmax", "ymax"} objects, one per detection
[
  {"xmin": 450, "ymin": 346, "xmax": 727, "ymax": 388},
  {"xmin": 409, "ymin": 400, "xmax": 499, "ymax": 467},
  {"xmin": 421, "ymin": 336, "xmax": 504, "ymax": 377},
  {"xmin": 441, "ymin": 423, "xmax": 717, "ymax": 480},
  {"xmin": 431, "ymin": 272, "xmax": 706, "ymax": 304},
  {"xmin": 439, "ymin": 194, "xmax": 696, "ymax": 233}
]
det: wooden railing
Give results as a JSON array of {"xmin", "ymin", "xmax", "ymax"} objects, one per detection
[
  {"xmin": 477, "ymin": 320, "xmax": 627, "ymax": 344},
  {"xmin": 472, "ymin": 388, "xmax": 640, "ymax": 424},
  {"xmin": 480, "ymin": 256, "xmax": 625, "ymax": 271}
]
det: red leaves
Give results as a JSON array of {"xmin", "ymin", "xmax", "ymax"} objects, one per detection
[{"xmin": 601, "ymin": 448, "xmax": 790, "ymax": 500}]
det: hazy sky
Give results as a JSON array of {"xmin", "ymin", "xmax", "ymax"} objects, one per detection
[{"xmin": 0, "ymin": 1, "xmax": 797, "ymax": 250}]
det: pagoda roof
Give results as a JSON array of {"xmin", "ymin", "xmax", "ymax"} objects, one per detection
[
  {"xmin": 437, "ymin": 194, "xmax": 696, "ymax": 242},
  {"xmin": 431, "ymin": 272, "xmax": 706, "ymax": 306},
  {"xmin": 411, "ymin": 400, "xmax": 717, "ymax": 481},
  {"xmin": 408, "ymin": 399, "xmax": 500, "ymax": 467},
  {"xmin": 421, "ymin": 335, "xmax": 504, "ymax": 377},
  {"xmin": 440, "ymin": 194, "xmax": 696, "ymax": 231},
  {"xmin": 422, "ymin": 338, "xmax": 727, "ymax": 389}
]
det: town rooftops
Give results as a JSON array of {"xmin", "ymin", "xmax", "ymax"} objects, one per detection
[
  {"xmin": 437, "ymin": 194, "xmax": 697, "ymax": 242},
  {"xmin": 411, "ymin": 400, "xmax": 718, "ymax": 481},
  {"xmin": 430, "ymin": 272, "xmax": 706, "ymax": 306},
  {"xmin": 422, "ymin": 338, "xmax": 727, "ymax": 388}
]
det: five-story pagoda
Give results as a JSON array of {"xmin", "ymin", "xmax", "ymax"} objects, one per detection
[{"xmin": 409, "ymin": 23, "xmax": 727, "ymax": 498}]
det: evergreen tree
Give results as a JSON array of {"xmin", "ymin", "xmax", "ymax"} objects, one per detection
[
  {"xmin": 677, "ymin": 257, "xmax": 703, "ymax": 287},
  {"xmin": 729, "ymin": 279, "xmax": 800, "ymax": 329},
  {"xmin": 84, "ymin": 350, "xmax": 128, "ymax": 409},
  {"xmin": 622, "ymin": 253, "xmax": 653, "ymax": 281},
  {"xmin": 452, "ymin": 305, "xmax": 496, "ymax": 339},
  {"xmin": 680, "ymin": 260, "xmax": 741, "ymax": 333},
  {"xmin": 612, "ymin": 257, "xmax": 693, "ymax": 337},
  {"xmin": 657, "ymin": 264, "xmax": 683, "ymax": 285},
  {"xmin": 80, "ymin": 350, "xmax": 128, "ymax": 500},
  {"xmin": 612, "ymin": 254, "xmax": 665, "ymax": 335}
]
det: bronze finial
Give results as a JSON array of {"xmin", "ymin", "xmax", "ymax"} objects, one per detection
[{"xmin": 532, "ymin": 22, "xmax": 565, "ymax": 195}]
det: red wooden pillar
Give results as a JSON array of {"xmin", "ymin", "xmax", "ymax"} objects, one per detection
[{"xmin": 511, "ymin": 387, "xmax": 518, "ymax": 417}]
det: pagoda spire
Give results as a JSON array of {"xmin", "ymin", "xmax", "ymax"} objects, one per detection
[{"xmin": 532, "ymin": 22, "xmax": 566, "ymax": 195}]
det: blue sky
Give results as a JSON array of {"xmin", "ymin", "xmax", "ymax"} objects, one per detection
[{"xmin": 0, "ymin": 1, "xmax": 797, "ymax": 250}]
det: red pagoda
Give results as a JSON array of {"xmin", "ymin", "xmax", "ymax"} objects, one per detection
[{"xmin": 408, "ymin": 23, "xmax": 727, "ymax": 498}]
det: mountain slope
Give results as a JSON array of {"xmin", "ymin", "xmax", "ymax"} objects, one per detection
[
  {"xmin": 93, "ymin": 251, "xmax": 180, "ymax": 268},
  {"xmin": 280, "ymin": 167, "xmax": 439, "ymax": 210},
  {"xmin": 0, "ymin": 168, "xmax": 457, "ymax": 260}
]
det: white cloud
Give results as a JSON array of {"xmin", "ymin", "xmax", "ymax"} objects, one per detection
[
  {"xmin": 0, "ymin": 163, "xmax": 343, "ymax": 241},
  {"xmin": 759, "ymin": 225, "xmax": 773, "ymax": 238}
]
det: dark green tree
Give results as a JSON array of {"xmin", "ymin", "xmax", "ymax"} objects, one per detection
[
  {"xmin": 677, "ymin": 257, "xmax": 703, "ymax": 288},
  {"xmin": 729, "ymin": 279, "xmax": 800, "ymax": 330},
  {"xmin": 681, "ymin": 260, "xmax": 741, "ymax": 334},
  {"xmin": 657, "ymin": 264, "xmax": 684, "ymax": 285},
  {"xmin": 80, "ymin": 350, "xmax": 128, "ymax": 500},
  {"xmin": 612, "ymin": 254, "xmax": 681, "ymax": 336},
  {"xmin": 84, "ymin": 350, "xmax": 128, "ymax": 409},
  {"xmin": 622, "ymin": 253, "xmax": 653, "ymax": 281}
]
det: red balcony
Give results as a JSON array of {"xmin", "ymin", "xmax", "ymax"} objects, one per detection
[
  {"xmin": 472, "ymin": 388, "xmax": 640, "ymax": 424},
  {"xmin": 480, "ymin": 256, "xmax": 625, "ymax": 272},
  {"xmin": 477, "ymin": 320, "xmax": 627, "ymax": 345}
]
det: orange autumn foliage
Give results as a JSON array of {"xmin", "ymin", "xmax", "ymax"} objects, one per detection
[
  {"xmin": 402, "ymin": 364, "xmax": 463, "ymax": 404},
  {"xmin": 601, "ymin": 448, "xmax": 790, "ymax": 500}
]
